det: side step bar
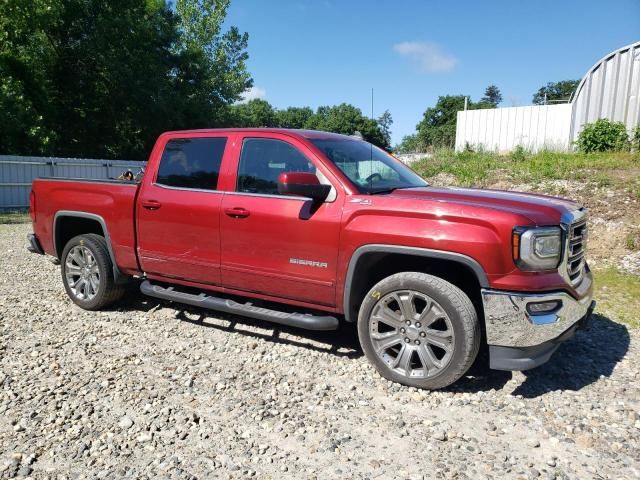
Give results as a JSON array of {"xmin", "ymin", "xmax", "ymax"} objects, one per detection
[{"xmin": 140, "ymin": 280, "xmax": 339, "ymax": 331}]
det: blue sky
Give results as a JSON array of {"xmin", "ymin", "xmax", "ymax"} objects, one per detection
[{"xmin": 226, "ymin": 0, "xmax": 640, "ymax": 144}]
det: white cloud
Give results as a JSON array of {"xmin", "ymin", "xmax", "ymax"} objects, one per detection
[
  {"xmin": 393, "ymin": 41, "xmax": 458, "ymax": 73},
  {"xmin": 239, "ymin": 86, "xmax": 266, "ymax": 103}
]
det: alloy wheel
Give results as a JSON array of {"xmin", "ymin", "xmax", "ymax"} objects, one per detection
[
  {"xmin": 368, "ymin": 290, "xmax": 455, "ymax": 379},
  {"xmin": 65, "ymin": 245, "xmax": 100, "ymax": 301}
]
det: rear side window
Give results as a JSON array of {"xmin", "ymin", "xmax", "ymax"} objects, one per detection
[
  {"xmin": 237, "ymin": 138, "xmax": 316, "ymax": 195},
  {"xmin": 156, "ymin": 137, "xmax": 227, "ymax": 190}
]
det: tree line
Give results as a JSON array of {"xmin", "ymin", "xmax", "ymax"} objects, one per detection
[
  {"xmin": 230, "ymin": 100, "xmax": 393, "ymax": 149},
  {"xmin": 0, "ymin": 0, "xmax": 391, "ymax": 159},
  {"xmin": 1, "ymin": 0, "xmax": 251, "ymax": 159}
]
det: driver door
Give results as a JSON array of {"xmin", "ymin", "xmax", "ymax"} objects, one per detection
[{"xmin": 219, "ymin": 134, "xmax": 343, "ymax": 307}]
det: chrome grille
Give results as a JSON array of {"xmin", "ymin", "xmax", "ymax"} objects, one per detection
[{"xmin": 566, "ymin": 216, "xmax": 587, "ymax": 285}]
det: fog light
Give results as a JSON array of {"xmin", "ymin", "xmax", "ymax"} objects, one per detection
[{"xmin": 526, "ymin": 300, "xmax": 561, "ymax": 315}]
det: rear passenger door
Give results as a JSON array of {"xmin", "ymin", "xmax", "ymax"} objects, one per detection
[
  {"xmin": 219, "ymin": 134, "xmax": 343, "ymax": 307},
  {"xmin": 137, "ymin": 135, "xmax": 228, "ymax": 285}
]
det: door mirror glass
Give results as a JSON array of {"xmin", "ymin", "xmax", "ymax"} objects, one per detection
[{"xmin": 277, "ymin": 172, "xmax": 331, "ymax": 203}]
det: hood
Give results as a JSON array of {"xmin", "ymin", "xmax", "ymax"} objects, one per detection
[{"xmin": 389, "ymin": 186, "xmax": 579, "ymax": 225}]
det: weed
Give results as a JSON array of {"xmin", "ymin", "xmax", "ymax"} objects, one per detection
[
  {"xmin": 625, "ymin": 231, "xmax": 640, "ymax": 251},
  {"xmin": 509, "ymin": 145, "xmax": 528, "ymax": 162},
  {"xmin": 594, "ymin": 268, "xmax": 640, "ymax": 328}
]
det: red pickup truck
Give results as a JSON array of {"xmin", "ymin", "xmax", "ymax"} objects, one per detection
[{"xmin": 28, "ymin": 128, "xmax": 595, "ymax": 389}]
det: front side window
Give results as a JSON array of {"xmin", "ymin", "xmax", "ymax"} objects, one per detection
[
  {"xmin": 237, "ymin": 138, "xmax": 317, "ymax": 195},
  {"xmin": 310, "ymin": 139, "xmax": 427, "ymax": 194},
  {"xmin": 156, "ymin": 137, "xmax": 227, "ymax": 190}
]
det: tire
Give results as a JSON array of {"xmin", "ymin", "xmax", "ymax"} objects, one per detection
[
  {"xmin": 60, "ymin": 234, "xmax": 126, "ymax": 310},
  {"xmin": 357, "ymin": 272, "xmax": 480, "ymax": 390}
]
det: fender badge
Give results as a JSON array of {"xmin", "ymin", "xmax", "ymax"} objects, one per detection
[{"xmin": 289, "ymin": 258, "xmax": 328, "ymax": 268}]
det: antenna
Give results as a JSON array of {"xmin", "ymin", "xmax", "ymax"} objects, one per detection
[
  {"xmin": 369, "ymin": 87, "xmax": 374, "ymax": 192},
  {"xmin": 371, "ymin": 87, "xmax": 374, "ymax": 120}
]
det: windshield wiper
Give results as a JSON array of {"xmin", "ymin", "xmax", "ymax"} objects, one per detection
[
  {"xmin": 368, "ymin": 185, "xmax": 427, "ymax": 195},
  {"xmin": 369, "ymin": 187, "xmax": 400, "ymax": 195}
]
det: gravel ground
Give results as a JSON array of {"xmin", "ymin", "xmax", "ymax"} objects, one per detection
[{"xmin": 1, "ymin": 223, "xmax": 639, "ymax": 480}]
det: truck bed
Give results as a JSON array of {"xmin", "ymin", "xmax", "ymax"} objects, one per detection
[{"xmin": 31, "ymin": 178, "xmax": 140, "ymax": 274}]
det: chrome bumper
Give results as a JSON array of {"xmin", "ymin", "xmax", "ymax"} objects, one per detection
[{"xmin": 482, "ymin": 270, "xmax": 594, "ymax": 348}]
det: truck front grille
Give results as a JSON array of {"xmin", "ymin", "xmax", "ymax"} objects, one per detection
[{"xmin": 566, "ymin": 216, "xmax": 588, "ymax": 285}]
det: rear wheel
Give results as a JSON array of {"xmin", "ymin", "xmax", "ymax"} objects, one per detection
[
  {"xmin": 61, "ymin": 234, "xmax": 126, "ymax": 310},
  {"xmin": 358, "ymin": 272, "xmax": 480, "ymax": 389}
]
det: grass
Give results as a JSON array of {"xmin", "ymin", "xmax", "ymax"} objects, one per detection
[
  {"xmin": 594, "ymin": 268, "xmax": 640, "ymax": 328},
  {"xmin": 410, "ymin": 149, "xmax": 640, "ymax": 187},
  {"xmin": 0, "ymin": 210, "xmax": 30, "ymax": 224},
  {"xmin": 625, "ymin": 230, "xmax": 640, "ymax": 251}
]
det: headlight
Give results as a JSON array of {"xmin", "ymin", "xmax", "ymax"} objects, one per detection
[{"xmin": 513, "ymin": 226, "xmax": 562, "ymax": 271}]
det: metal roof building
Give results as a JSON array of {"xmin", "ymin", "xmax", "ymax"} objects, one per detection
[{"xmin": 570, "ymin": 40, "xmax": 640, "ymax": 141}]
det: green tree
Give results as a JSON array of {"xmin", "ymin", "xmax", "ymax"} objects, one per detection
[
  {"xmin": 230, "ymin": 99, "xmax": 276, "ymax": 127},
  {"xmin": 377, "ymin": 110, "xmax": 393, "ymax": 148},
  {"xmin": 275, "ymin": 106, "xmax": 314, "ymax": 129},
  {"xmin": 414, "ymin": 94, "xmax": 494, "ymax": 149},
  {"xmin": 48, "ymin": 0, "xmax": 182, "ymax": 158},
  {"xmin": 394, "ymin": 134, "xmax": 424, "ymax": 154},
  {"xmin": 415, "ymin": 95, "xmax": 467, "ymax": 149},
  {"xmin": 0, "ymin": 0, "xmax": 60, "ymax": 154},
  {"xmin": 0, "ymin": 0, "xmax": 252, "ymax": 159},
  {"xmin": 308, "ymin": 103, "xmax": 387, "ymax": 148},
  {"xmin": 175, "ymin": 0, "xmax": 252, "ymax": 107},
  {"xmin": 532, "ymin": 80, "xmax": 579, "ymax": 105},
  {"xmin": 480, "ymin": 84, "xmax": 502, "ymax": 107}
]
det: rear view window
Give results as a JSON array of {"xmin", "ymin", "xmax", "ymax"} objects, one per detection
[{"xmin": 156, "ymin": 137, "xmax": 227, "ymax": 190}]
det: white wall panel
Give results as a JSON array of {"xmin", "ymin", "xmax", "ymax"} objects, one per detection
[{"xmin": 455, "ymin": 104, "xmax": 572, "ymax": 152}]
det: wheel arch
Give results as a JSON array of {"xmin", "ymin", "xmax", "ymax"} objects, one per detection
[
  {"xmin": 343, "ymin": 245, "xmax": 489, "ymax": 323},
  {"xmin": 53, "ymin": 211, "xmax": 123, "ymax": 281}
]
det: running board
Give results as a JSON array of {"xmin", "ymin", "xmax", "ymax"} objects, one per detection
[{"xmin": 140, "ymin": 280, "xmax": 339, "ymax": 331}]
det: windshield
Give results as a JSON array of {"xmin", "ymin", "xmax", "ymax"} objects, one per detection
[{"xmin": 310, "ymin": 138, "xmax": 428, "ymax": 194}]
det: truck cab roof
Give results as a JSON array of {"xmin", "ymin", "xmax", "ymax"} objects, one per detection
[{"xmin": 160, "ymin": 128, "xmax": 358, "ymax": 141}]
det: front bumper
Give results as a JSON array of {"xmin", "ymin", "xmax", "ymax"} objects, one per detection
[{"xmin": 482, "ymin": 270, "xmax": 595, "ymax": 370}]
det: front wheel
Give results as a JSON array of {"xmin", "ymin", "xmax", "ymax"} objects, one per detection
[
  {"xmin": 61, "ymin": 234, "xmax": 126, "ymax": 310},
  {"xmin": 358, "ymin": 272, "xmax": 480, "ymax": 390}
]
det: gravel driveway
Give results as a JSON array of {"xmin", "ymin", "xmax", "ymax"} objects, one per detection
[{"xmin": 1, "ymin": 223, "xmax": 638, "ymax": 479}]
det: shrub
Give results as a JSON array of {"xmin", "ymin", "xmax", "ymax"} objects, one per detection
[
  {"xmin": 576, "ymin": 118, "xmax": 629, "ymax": 153},
  {"xmin": 509, "ymin": 145, "xmax": 527, "ymax": 162},
  {"xmin": 631, "ymin": 126, "xmax": 640, "ymax": 152}
]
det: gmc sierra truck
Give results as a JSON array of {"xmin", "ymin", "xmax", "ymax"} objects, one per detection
[{"xmin": 27, "ymin": 129, "xmax": 595, "ymax": 389}]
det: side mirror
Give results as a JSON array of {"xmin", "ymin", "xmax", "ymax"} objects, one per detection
[{"xmin": 277, "ymin": 172, "xmax": 331, "ymax": 203}]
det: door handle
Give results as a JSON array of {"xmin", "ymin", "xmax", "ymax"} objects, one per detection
[
  {"xmin": 142, "ymin": 200, "xmax": 162, "ymax": 210},
  {"xmin": 224, "ymin": 207, "xmax": 250, "ymax": 218}
]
